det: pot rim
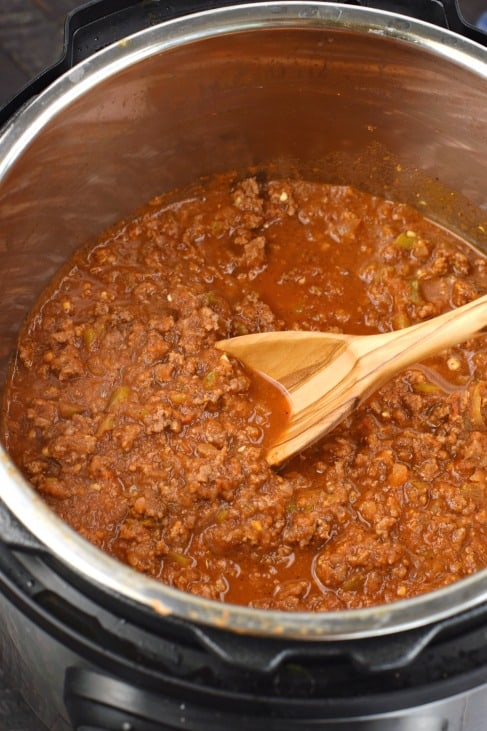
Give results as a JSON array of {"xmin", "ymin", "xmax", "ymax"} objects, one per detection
[{"xmin": 1, "ymin": 1, "xmax": 487, "ymax": 641}]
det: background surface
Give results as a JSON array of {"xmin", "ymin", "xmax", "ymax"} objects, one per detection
[{"xmin": 0, "ymin": 0, "xmax": 80, "ymax": 108}]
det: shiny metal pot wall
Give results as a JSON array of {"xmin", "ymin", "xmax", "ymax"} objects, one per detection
[{"xmin": 0, "ymin": 2, "xmax": 486, "ymax": 640}]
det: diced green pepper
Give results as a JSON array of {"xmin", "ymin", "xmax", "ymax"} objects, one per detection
[
  {"xmin": 167, "ymin": 551, "xmax": 191, "ymax": 567},
  {"xmin": 108, "ymin": 385, "xmax": 131, "ymax": 410},
  {"xmin": 395, "ymin": 231, "xmax": 417, "ymax": 250},
  {"xmin": 203, "ymin": 370, "xmax": 218, "ymax": 389},
  {"xmin": 413, "ymin": 382, "xmax": 441, "ymax": 394},
  {"xmin": 392, "ymin": 312, "xmax": 411, "ymax": 330},
  {"xmin": 408, "ymin": 279, "xmax": 423, "ymax": 305},
  {"xmin": 96, "ymin": 413, "xmax": 115, "ymax": 437}
]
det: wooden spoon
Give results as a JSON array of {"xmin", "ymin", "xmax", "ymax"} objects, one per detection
[{"xmin": 216, "ymin": 294, "xmax": 487, "ymax": 466}]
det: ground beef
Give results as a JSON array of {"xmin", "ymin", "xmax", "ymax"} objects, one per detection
[{"xmin": 2, "ymin": 173, "xmax": 487, "ymax": 611}]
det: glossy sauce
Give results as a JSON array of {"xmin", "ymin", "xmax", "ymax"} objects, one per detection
[{"xmin": 3, "ymin": 174, "xmax": 487, "ymax": 611}]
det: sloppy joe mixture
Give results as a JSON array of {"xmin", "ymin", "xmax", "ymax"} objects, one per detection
[{"xmin": 3, "ymin": 174, "xmax": 487, "ymax": 611}]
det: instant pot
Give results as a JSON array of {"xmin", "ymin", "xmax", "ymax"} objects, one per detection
[{"xmin": 0, "ymin": 1, "xmax": 487, "ymax": 729}]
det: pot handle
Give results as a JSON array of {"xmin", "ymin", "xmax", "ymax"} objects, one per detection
[
  {"xmin": 362, "ymin": 0, "xmax": 486, "ymax": 43},
  {"xmin": 188, "ymin": 620, "xmax": 443, "ymax": 674},
  {"xmin": 187, "ymin": 600, "xmax": 487, "ymax": 674},
  {"xmin": 358, "ymin": 0, "xmax": 486, "ymax": 43},
  {"xmin": 0, "ymin": 499, "xmax": 45, "ymax": 552}
]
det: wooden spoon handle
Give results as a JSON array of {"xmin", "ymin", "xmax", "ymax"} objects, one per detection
[
  {"xmin": 267, "ymin": 294, "xmax": 487, "ymax": 465},
  {"xmin": 355, "ymin": 292, "xmax": 487, "ymax": 379}
]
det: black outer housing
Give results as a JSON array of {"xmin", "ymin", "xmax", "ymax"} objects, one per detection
[{"xmin": 0, "ymin": 1, "xmax": 486, "ymax": 729}]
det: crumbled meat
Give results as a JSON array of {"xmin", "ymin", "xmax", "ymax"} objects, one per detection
[{"xmin": 3, "ymin": 173, "xmax": 487, "ymax": 611}]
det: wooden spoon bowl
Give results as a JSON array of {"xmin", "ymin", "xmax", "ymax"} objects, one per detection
[{"xmin": 216, "ymin": 294, "xmax": 487, "ymax": 465}]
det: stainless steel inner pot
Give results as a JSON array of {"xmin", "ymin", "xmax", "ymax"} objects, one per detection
[{"xmin": 0, "ymin": 2, "xmax": 486, "ymax": 641}]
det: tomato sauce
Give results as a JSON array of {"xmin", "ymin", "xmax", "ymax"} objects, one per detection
[{"xmin": 2, "ymin": 173, "xmax": 487, "ymax": 611}]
